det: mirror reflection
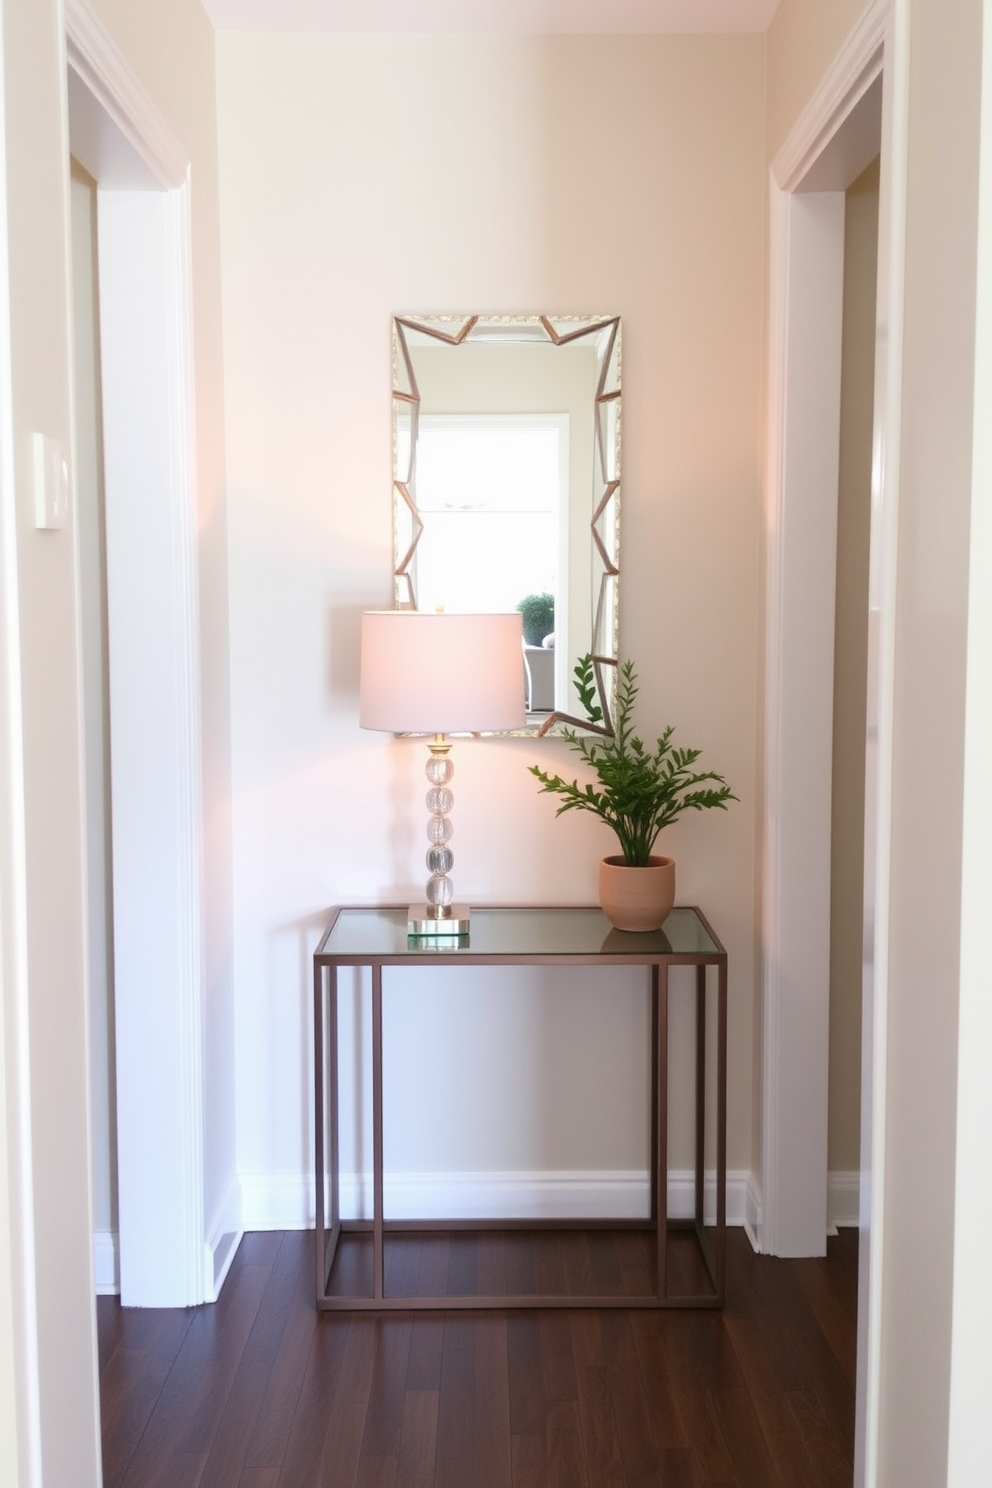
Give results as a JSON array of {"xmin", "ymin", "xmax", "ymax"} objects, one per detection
[{"xmin": 392, "ymin": 314, "xmax": 621, "ymax": 733}]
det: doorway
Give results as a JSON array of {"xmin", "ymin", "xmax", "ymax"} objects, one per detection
[
  {"xmin": 760, "ymin": 3, "xmax": 900, "ymax": 1484},
  {"xmin": 69, "ymin": 157, "xmax": 117, "ymax": 1292},
  {"xmin": 829, "ymin": 154, "xmax": 880, "ymax": 1235},
  {"xmin": 66, "ymin": 0, "xmax": 215, "ymax": 1306}
]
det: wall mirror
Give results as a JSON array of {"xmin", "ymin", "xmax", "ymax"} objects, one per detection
[{"xmin": 392, "ymin": 313, "xmax": 621, "ymax": 735}]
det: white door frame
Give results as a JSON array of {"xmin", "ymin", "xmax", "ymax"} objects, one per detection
[
  {"xmin": 761, "ymin": 0, "xmax": 906, "ymax": 1481},
  {"xmin": 0, "ymin": 7, "xmax": 44, "ymax": 1474},
  {"xmin": 66, "ymin": 0, "xmax": 209, "ymax": 1306}
]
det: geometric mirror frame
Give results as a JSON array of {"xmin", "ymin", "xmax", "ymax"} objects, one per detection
[{"xmin": 392, "ymin": 312, "xmax": 621, "ymax": 736}]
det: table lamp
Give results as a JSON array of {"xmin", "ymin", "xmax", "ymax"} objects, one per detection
[{"xmin": 359, "ymin": 610, "xmax": 526, "ymax": 936}]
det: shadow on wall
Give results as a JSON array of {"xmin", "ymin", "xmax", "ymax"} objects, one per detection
[{"xmin": 270, "ymin": 907, "xmax": 344, "ymax": 1206}]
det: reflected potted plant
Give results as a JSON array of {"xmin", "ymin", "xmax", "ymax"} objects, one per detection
[
  {"xmin": 529, "ymin": 656, "xmax": 736, "ymax": 930},
  {"xmin": 516, "ymin": 592, "xmax": 555, "ymax": 646}
]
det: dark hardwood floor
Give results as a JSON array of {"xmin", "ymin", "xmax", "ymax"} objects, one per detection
[{"xmin": 97, "ymin": 1226, "xmax": 857, "ymax": 1487}]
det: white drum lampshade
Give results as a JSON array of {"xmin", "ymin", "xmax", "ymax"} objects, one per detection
[{"xmin": 359, "ymin": 610, "xmax": 525, "ymax": 735}]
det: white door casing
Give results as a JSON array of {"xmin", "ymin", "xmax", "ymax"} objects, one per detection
[
  {"xmin": 761, "ymin": 1, "xmax": 904, "ymax": 1483},
  {"xmin": 762, "ymin": 0, "xmax": 888, "ymax": 1259},
  {"xmin": 66, "ymin": 0, "xmax": 209, "ymax": 1306}
]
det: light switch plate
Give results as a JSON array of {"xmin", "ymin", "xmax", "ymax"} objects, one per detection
[{"xmin": 32, "ymin": 432, "xmax": 69, "ymax": 530}]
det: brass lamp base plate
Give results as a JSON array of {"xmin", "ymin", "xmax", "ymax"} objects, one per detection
[{"xmin": 407, "ymin": 904, "xmax": 471, "ymax": 938}]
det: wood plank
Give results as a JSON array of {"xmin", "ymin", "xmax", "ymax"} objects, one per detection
[
  {"xmin": 546, "ymin": 1399, "xmax": 588, "ymax": 1488},
  {"xmin": 239, "ymin": 1471, "xmax": 280, "ymax": 1488},
  {"xmin": 474, "ymin": 1316, "xmax": 511, "ymax": 1488},
  {"xmin": 262, "ymin": 1320, "xmax": 351, "ymax": 1486},
  {"xmin": 328, "ymin": 1233, "xmax": 375, "ymax": 1300},
  {"xmin": 710, "ymin": 1386, "xmax": 784, "ymax": 1488},
  {"xmin": 599, "ymin": 1312, "xmax": 663, "ymax": 1488},
  {"xmin": 722, "ymin": 1312, "xmax": 829, "ymax": 1488},
  {"xmin": 786, "ymin": 1386, "xmax": 855, "ymax": 1486},
  {"xmin": 117, "ymin": 1355, "xmax": 244, "ymax": 1488},
  {"xmin": 446, "ymin": 1233, "xmax": 478, "ymax": 1297},
  {"xmin": 507, "ymin": 1316, "xmax": 546, "ymax": 1437},
  {"xmin": 97, "ymin": 1295, "xmax": 128, "ymax": 1374},
  {"xmin": 573, "ymin": 1364, "xmax": 626, "ymax": 1488},
  {"xmin": 406, "ymin": 1316, "xmax": 444, "ymax": 1392},
  {"xmin": 197, "ymin": 1356, "xmax": 279, "ymax": 1488},
  {"xmin": 788, "ymin": 1232, "xmax": 859, "ymax": 1390},
  {"xmin": 385, "ymin": 1236, "xmax": 422, "ymax": 1300},
  {"xmin": 568, "ymin": 1311, "xmax": 604, "ymax": 1371},
  {"xmin": 657, "ymin": 1448, "xmax": 701, "ymax": 1488},
  {"xmin": 100, "ymin": 1350, "xmax": 174, "ymax": 1488},
  {"xmin": 360, "ymin": 1320, "xmax": 414, "ymax": 1459},
  {"xmin": 559, "ymin": 1232, "xmax": 596, "ymax": 1300},
  {"xmin": 117, "ymin": 1254, "xmax": 278, "ymax": 1488},
  {"xmin": 101, "ymin": 1302, "xmax": 193, "ymax": 1372},
  {"xmin": 244, "ymin": 1233, "xmax": 324, "ymax": 1470},
  {"xmin": 539, "ymin": 1312, "xmax": 578, "ymax": 1403},
  {"xmin": 629, "ymin": 1313, "xmax": 690, "ymax": 1452},
  {"xmin": 613, "ymin": 1230, "xmax": 654, "ymax": 1299},
  {"xmin": 199, "ymin": 1233, "xmax": 314, "ymax": 1487},
  {"xmin": 586, "ymin": 1231, "xmax": 623, "ymax": 1294},
  {"xmin": 417, "ymin": 1236, "xmax": 450, "ymax": 1301},
  {"xmin": 510, "ymin": 1433, "xmax": 549, "ymax": 1488},
  {"xmin": 475, "ymin": 1231, "xmax": 507, "ymax": 1298},
  {"xmin": 157, "ymin": 1451, "xmax": 207, "ymax": 1487},
  {"xmin": 533, "ymin": 1230, "xmax": 567, "ymax": 1299},
  {"xmin": 434, "ymin": 1316, "xmax": 475, "ymax": 1488},
  {"xmin": 315, "ymin": 1318, "xmax": 383, "ymax": 1486},
  {"xmin": 355, "ymin": 1455, "xmax": 398, "ymax": 1488},
  {"xmin": 504, "ymin": 1232, "xmax": 538, "ymax": 1297},
  {"xmin": 395, "ymin": 1389, "xmax": 438, "ymax": 1488},
  {"xmin": 662, "ymin": 1317, "xmax": 740, "ymax": 1485}
]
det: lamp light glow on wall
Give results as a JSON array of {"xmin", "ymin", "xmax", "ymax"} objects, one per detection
[{"xmin": 360, "ymin": 610, "xmax": 525, "ymax": 936}]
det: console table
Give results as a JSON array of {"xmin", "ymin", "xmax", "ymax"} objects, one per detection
[{"xmin": 312, "ymin": 905, "xmax": 727, "ymax": 1310}]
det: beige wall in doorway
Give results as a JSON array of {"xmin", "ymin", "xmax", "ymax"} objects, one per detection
[{"xmin": 830, "ymin": 154, "xmax": 879, "ymax": 1174}]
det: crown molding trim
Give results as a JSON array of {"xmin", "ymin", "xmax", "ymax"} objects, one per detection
[{"xmin": 64, "ymin": 0, "xmax": 187, "ymax": 189}]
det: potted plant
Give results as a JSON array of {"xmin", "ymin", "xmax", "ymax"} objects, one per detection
[
  {"xmin": 516, "ymin": 592, "xmax": 555, "ymax": 647},
  {"xmin": 529, "ymin": 656, "xmax": 736, "ymax": 930}
]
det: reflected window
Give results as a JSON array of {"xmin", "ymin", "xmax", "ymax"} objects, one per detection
[{"xmin": 413, "ymin": 414, "xmax": 567, "ymax": 624}]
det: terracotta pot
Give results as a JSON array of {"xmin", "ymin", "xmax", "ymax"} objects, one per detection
[{"xmin": 598, "ymin": 854, "xmax": 676, "ymax": 932}]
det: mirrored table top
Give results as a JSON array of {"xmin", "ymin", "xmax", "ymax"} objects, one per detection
[{"xmin": 315, "ymin": 906, "xmax": 724, "ymax": 962}]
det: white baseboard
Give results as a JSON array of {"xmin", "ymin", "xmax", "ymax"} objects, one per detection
[
  {"xmin": 742, "ymin": 1170, "xmax": 764, "ymax": 1252},
  {"xmin": 95, "ymin": 1169, "xmax": 859, "ymax": 1295},
  {"xmin": 94, "ymin": 1175, "xmax": 246, "ymax": 1301},
  {"xmin": 240, "ymin": 1168, "xmax": 762, "ymax": 1230},
  {"xmin": 204, "ymin": 1175, "xmax": 243, "ymax": 1302},
  {"xmin": 827, "ymin": 1169, "xmax": 861, "ymax": 1233},
  {"xmin": 742, "ymin": 1169, "xmax": 860, "ymax": 1252},
  {"xmin": 240, "ymin": 1171, "xmax": 315, "ymax": 1230},
  {"xmin": 94, "ymin": 1230, "xmax": 120, "ymax": 1295}
]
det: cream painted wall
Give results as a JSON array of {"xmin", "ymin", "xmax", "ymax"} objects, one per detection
[
  {"xmin": 766, "ymin": 0, "xmax": 871, "ymax": 158},
  {"xmin": 216, "ymin": 33, "xmax": 765, "ymax": 1209},
  {"xmin": 829, "ymin": 155, "xmax": 878, "ymax": 1175}
]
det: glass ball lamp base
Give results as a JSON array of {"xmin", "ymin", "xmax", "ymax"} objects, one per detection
[{"xmin": 408, "ymin": 735, "xmax": 471, "ymax": 938}]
